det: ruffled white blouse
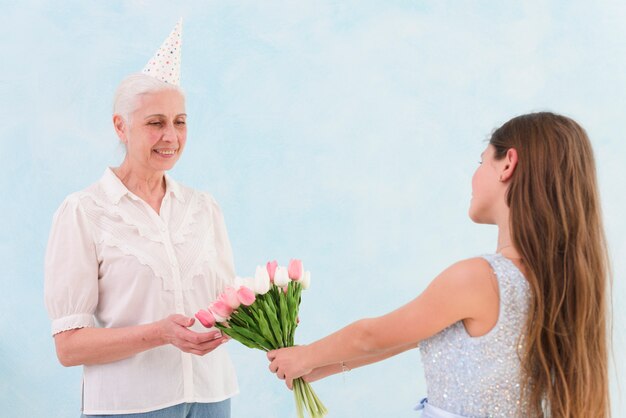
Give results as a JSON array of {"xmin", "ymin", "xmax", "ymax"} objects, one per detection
[{"xmin": 44, "ymin": 168, "xmax": 239, "ymax": 415}]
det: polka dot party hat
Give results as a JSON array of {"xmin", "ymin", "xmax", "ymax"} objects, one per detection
[{"xmin": 142, "ymin": 18, "xmax": 183, "ymax": 85}]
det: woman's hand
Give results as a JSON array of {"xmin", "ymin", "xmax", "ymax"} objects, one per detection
[
  {"xmin": 267, "ymin": 346, "xmax": 313, "ymax": 389},
  {"xmin": 158, "ymin": 314, "xmax": 228, "ymax": 356}
]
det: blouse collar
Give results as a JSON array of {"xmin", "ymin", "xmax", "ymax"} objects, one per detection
[{"xmin": 101, "ymin": 167, "xmax": 185, "ymax": 205}]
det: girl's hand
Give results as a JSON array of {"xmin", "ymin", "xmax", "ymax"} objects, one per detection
[
  {"xmin": 267, "ymin": 346, "xmax": 313, "ymax": 388},
  {"xmin": 158, "ymin": 314, "xmax": 228, "ymax": 355}
]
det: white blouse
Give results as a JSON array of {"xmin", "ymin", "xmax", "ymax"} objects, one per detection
[{"xmin": 44, "ymin": 168, "xmax": 239, "ymax": 415}]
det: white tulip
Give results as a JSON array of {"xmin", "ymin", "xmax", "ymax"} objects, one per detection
[
  {"xmin": 300, "ymin": 271, "xmax": 311, "ymax": 290},
  {"xmin": 274, "ymin": 266, "xmax": 290, "ymax": 287},
  {"xmin": 254, "ymin": 265, "xmax": 271, "ymax": 294}
]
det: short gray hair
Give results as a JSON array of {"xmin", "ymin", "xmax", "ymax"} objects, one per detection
[{"xmin": 112, "ymin": 73, "xmax": 185, "ymax": 122}]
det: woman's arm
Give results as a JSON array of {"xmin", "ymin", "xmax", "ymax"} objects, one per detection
[
  {"xmin": 268, "ymin": 257, "xmax": 498, "ymax": 383},
  {"xmin": 54, "ymin": 314, "xmax": 228, "ymax": 367}
]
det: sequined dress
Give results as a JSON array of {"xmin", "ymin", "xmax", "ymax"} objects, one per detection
[{"xmin": 418, "ymin": 254, "xmax": 531, "ymax": 418}]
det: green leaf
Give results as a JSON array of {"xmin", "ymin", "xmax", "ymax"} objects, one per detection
[
  {"xmin": 234, "ymin": 308, "xmax": 260, "ymax": 332},
  {"xmin": 215, "ymin": 324, "xmax": 264, "ymax": 350},
  {"xmin": 230, "ymin": 323, "xmax": 273, "ymax": 350},
  {"xmin": 262, "ymin": 299, "xmax": 284, "ymax": 345},
  {"xmin": 289, "ymin": 282, "xmax": 302, "ymax": 324},
  {"xmin": 228, "ymin": 313, "xmax": 248, "ymax": 329},
  {"xmin": 270, "ymin": 286, "xmax": 281, "ymax": 308},
  {"xmin": 253, "ymin": 308, "xmax": 279, "ymax": 348},
  {"xmin": 278, "ymin": 289, "xmax": 290, "ymax": 346},
  {"xmin": 286, "ymin": 282, "xmax": 296, "ymax": 319}
]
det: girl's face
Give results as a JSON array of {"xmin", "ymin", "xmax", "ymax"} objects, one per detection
[
  {"xmin": 121, "ymin": 89, "xmax": 187, "ymax": 174},
  {"xmin": 469, "ymin": 144, "xmax": 505, "ymax": 224}
]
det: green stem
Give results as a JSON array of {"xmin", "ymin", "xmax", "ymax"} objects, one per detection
[
  {"xmin": 304, "ymin": 383, "xmax": 319, "ymax": 417},
  {"xmin": 293, "ymin": 379, "xmax": 305, "ymax": 418},
  {"xmin": 292, "ymin": 378, "xmax": 327, "ymax": 418}
]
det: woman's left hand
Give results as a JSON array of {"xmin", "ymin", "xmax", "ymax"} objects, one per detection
[
  {"xmin": 267, "ymin": 346, "xmax": 313, "ymax": 389},
  {"xmin": 158, "ymin": 314, "xmax": 229, "ymax": 356}
]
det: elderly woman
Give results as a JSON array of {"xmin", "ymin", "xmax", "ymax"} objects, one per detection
[{"xmin": 44, "ymin": 22, "xmax": 238, "ymax": 418}]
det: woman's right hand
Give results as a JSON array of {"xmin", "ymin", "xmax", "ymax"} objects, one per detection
[{"xmin": 157, "ymin": 314, "xmax": 229, "ymax": 356}]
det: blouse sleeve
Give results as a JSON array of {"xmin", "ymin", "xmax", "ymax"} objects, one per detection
[
  {"xmin": 206, "ymin": 194, "xmax": 236, "ymax": 291},
  {"xmin": 44, "ymin": 195, "xmax": 99, "ymax": 336}
]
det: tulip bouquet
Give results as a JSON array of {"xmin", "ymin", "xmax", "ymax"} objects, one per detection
[{"xmin": 195, "ymin": 259, "xmax": 327, "ymax": 418}]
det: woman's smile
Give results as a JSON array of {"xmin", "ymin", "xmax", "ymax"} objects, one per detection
[{"xmin": 153, "ymin": 148, "xmax": 178, "ymax": 158}]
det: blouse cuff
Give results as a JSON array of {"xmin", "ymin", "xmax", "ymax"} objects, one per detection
[{"xmin": 51, "ymin": 313, "xmax": 95, "ymax": 336}]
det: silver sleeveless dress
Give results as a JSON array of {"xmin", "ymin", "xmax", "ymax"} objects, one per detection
[{"xmin": 417, "ymin": 254, "xmax": 531, "ymax": 418}]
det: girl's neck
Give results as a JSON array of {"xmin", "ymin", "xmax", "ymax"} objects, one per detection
[{"xmin": 496, "ymin": 218, "xmax": 522, "ymax": 260}]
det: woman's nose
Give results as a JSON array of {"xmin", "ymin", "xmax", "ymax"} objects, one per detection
[{"xmin": 162, "ymin": 123, "xmax": 177, "ymax": 141}]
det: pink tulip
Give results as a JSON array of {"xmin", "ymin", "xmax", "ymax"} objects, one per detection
[
  {"xmin": 288, "ymin": 259, "xmax": 303, "ymax": 281},
  {"xmin": 236, "ymin": 286, "xmax": 256, "ymax": 306},
  {"xmin": 219, "ymin": 286, "xmax": 241, "ymax": 309},
  {"xmin": 210, "ymin": 300, "xmax": 233, "ymax": 319},
  {"xmin": 195, "ymin": 309, "xmax": 216, "ymax": 328},
  {"xmin": 266, "ymin": 260, "xmax": 278, "ymax": 282}
]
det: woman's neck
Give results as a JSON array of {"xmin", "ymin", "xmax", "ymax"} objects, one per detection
[{"xmin": 112, "ymin": 161, "xmax": 166, "ymax": 205}]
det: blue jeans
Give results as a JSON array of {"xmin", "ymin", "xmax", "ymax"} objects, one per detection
[{"xmin": 81, "ymin": 400, "xmax": 230, "ymax": 418}]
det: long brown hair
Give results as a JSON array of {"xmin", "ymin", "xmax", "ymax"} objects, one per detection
[{"xmin": 490, "ymin": 112, "xmax": 610, "ymax": 417}]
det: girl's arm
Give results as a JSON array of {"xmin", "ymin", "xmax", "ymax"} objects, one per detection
[
  {"xmin": 268, "ymin": 257, "xmax": 498, "ymax": 383},
  {"xmin": 54, "ymin": 314, "xmax": 228, "ymax": 367},
  {"xmin": 301, "ymin": 342, "xmax": 417, "ymax": 385}
]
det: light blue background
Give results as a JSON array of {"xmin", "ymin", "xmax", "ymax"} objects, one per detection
[{"xmin": 1, "ymin": 1, "xmax": 624, "ymax": 417}]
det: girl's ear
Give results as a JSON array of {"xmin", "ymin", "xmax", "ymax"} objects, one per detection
[
  {"xmin": 113, "ymin": 114, "xmax": 128, "ymax": 144},
  {"xmin": 500, "ymin": 148, "xmax": 518, "ymax": 182}
]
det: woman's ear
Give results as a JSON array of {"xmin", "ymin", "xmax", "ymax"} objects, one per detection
[
  {"xmin": 500, "ymin": 148, "xmax": 518, "ymax": 182},
  {"xmin": 113, "ymin": 114, "xmax": 128, "ymax": 144}
]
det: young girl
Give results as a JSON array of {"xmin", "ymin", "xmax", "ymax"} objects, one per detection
[{"xmin": 267, "ymin": 112, "xmax": 610, "ymax": 418}]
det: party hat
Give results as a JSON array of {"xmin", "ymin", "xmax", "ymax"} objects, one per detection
[{"xmin": 142, "ymin": 19, "xmax": 183, "ymax": 85}]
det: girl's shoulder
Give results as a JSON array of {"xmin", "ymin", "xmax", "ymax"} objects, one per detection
[
  {"xmin": 438, "ymin": 256, "xmax": 498, "ymax": 288},
  {"xmin": 423, "ymin": 257, "xmax": 500, "ymax": 318},
  {"xmin": 446, "ymin": 256, "xmax": 494, "ymax": 273},
  {"xmin": 442, "ymin": 254, "xmax": 524, "ymax": 286}
]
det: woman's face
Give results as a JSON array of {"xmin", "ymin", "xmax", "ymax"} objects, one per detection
[
  {"xmin": 469, "ymin": 144, "xmax": 503, "ymax": 224},
  {"xmin": 122, "ymin": 89, "xmax": 187, "ymax": 173}
]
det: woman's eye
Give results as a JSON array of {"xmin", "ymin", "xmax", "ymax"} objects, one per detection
[
  {"xmin": 148, "ymin": 121, "xmax": 162, "ymax": 126},
  {"xmin": 176, "ymin": 120, "xmax": 186, "ymax": 125}
]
